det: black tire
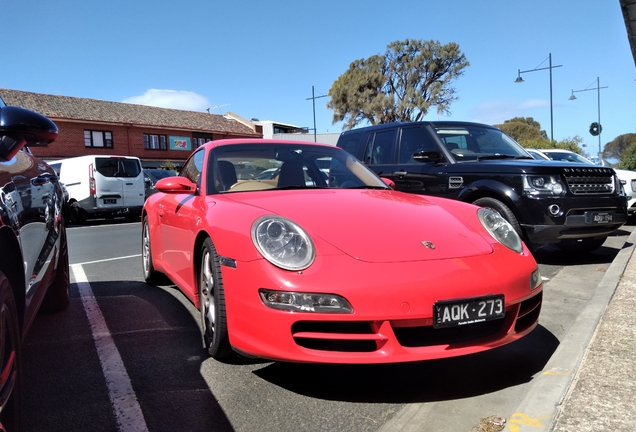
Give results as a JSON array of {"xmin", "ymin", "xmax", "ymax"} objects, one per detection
[
  {"xmin": 0, "ymin": 273, "xmax": 22, "ymax": 432},
  {"xmin": 557, "ymin": 237, "xmax": 607, "ymax": 254},
  {"xmin": 40, "ymin": 221, "xmax": 70, "ymax": 313},
  {"xmin": 141, "ymin": 217, "xmax": 168, "ymax": 285},
  {"xmin": 69, "ymin": 202, "xmax": 85, "ymax": 225},
  {"xmin": 199, "ymin": 238, "xmax": 233, "ymax": 361},
  {"xmin": 472, "ymin": 197, "xmax": 522, "ymax": 237}
]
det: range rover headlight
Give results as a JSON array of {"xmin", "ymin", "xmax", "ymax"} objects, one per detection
[
  {"xmin": 523, "ymin": 175, "xmax": 566, "ymax": 196},
  {"xmin": 251, "ymin": 216, "xmax": 315, "ymax": 270},
  {"xmin": 477, "ymin": 208, "xmax": 524, "ymax": 253}
]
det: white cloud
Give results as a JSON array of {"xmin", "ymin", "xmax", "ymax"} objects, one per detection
[{"xmin": 123, "ymin": 89, "xmax": 210, "ymax": 112}]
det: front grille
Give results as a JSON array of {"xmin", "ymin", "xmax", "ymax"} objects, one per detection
[
  {"xmin": 291, "ymin": 321, "xmax": 381, "ymax": 352},
  {"xmin": 393, "ymin": 319, "xmax": 504, "ymax": 347},
  {"xmin": 564, "ymin": 175, "xmax": 615, "ymax": 195}
]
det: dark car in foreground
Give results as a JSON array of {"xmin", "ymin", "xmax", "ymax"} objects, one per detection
[
  {"xmin": 337, "ymin": 121, "xmax": 627, "ymax": 253},
  {"xmin": 0, "ymin": 97, "xmax": 70, "ymax": 431}
]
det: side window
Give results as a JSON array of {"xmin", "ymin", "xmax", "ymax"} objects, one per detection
[
  {"xmin": 399, "ymin": 127, "xmax": 436, "ymax": 163},
  {"xmin": 363, "ymin": 130, "xmax": 397, "ymax": 165},
  {"xmin": 181, "ymin": 149, "xmax": 205, "ymax": 186}
]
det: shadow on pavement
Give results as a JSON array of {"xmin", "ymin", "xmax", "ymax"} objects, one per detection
[
  {"xmin": 22, "ymin": 281, "xmax": 234, "ymax": 432},
  {"xmin": 253, "ymin": 324, "xmax": 559, "ymax": 404}
]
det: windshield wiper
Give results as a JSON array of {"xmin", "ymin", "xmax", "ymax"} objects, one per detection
[{"xmin": 344, "ymin": 185, "xmax": 390, "ymax": 190}]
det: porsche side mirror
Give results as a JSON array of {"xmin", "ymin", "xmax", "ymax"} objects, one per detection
[
  {"xmin": 413, "ymin": 150, "xmax": 443, "ymax": 164},
  {"xmin": 0, "ymin": 106, "xmax": 58, "ymax": 161},
  {"xmin": 155, "ymin": 176, "xmax": 196, "ymax": 193}
]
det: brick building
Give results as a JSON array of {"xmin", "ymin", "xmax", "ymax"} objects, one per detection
[{"xmin": 0, "ymin": 88, "xmax": 262, "ymax": 168}]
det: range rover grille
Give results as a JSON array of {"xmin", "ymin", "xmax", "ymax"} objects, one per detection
[{"xmin": 563, "ymin": 170, "xmax": 615, "ymax": 195}]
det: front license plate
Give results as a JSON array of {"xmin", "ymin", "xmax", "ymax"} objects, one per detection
[
  {"xmin": 103, "ymin": 198, "xmax": 117, "ymax": 204},
  {"xmin": 587, "ymin": 212, "xmax": 613, "ymax": 224},
  {"xmin": 434, "ymin": 295, "xmax": 505, "ymax": 329}
]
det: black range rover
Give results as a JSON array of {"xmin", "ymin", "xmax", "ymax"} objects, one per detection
[{"xmin": 336, "ymin": 121, "xmax": 627, "ymax": 253}]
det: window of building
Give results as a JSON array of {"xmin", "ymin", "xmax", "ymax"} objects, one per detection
[
  {"xmin": 192, "ymin": 132, "xmax": 212, "ymax": 149},
  {"xmin": 144, "ymin": 134, "xmax": 167, "ymax": 150},
  {"xmin": 84, "ymin": 130, "xmax": 113, "ymax": 148}
]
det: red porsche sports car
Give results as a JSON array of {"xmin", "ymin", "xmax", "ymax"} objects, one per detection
[{"xmin": 142, "ymin": 139, "xmax": 543, "ymax": 364}]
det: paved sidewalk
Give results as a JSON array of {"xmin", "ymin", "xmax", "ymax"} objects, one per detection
[
  {"xmin": 507, "ymin": 227, "xmax": 636, "ymax": 432},
  {"xmin": 551, "ymin": 236, "xmax": 636, "ymax": 431}
]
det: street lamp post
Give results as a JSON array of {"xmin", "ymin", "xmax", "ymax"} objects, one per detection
[
  {"xmin": 515, "ymin": 53, "xmax": 563, "ymax": 141},
  {"xmin": 306, "ymin": 86, "xmax": 329, "ymax": 142},
  {"xmin": 569, "ymin": 77, "xmax": 608, "ymax": 157}
]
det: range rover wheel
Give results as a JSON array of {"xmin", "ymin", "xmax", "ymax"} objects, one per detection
[{"xmin": 472, "ymin": 197, "xmax": 522, "ymax": 236}]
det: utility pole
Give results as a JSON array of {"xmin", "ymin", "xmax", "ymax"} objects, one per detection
[{"xmin": 306, "ymin": 86, "xmax": 328, "ymax": 142}]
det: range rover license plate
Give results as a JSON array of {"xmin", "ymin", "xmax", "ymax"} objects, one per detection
[
  {"xmin": 434, "ymin": 294, "xmax": 505, "ymax": 329},
  {"xmin": 103, "ymin": 199, "xmax": 117, "ymax": 204},
  {"xmin": 588, "ymin": 212, "xmax": 613, "ymax": 224}
]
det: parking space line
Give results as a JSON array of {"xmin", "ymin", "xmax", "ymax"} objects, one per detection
[
  {"xmin": 74, "ymin": 254, "xmax": 141, "ymax": 266},
  {"xmin": 71, "ymin": 264, "xmax": 149, "ymax": 432}
]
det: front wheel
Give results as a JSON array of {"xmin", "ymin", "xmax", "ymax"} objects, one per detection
[
  {"xmin": 199, "ymin": 238, "xmax": 233, "ymax": 361},
  {"xmin": 0, "ymin": 273, "xmax": 22, "ymax": 432},
  {"xmin": 472, "ymin": 197, "xmax": 522, "ymax": 237},
  {"xmin": 141, "ymin": 217, "xmax": 167, "ymax": 285}
]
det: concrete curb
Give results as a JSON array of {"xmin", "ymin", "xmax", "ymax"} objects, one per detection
[{"xmin": 507, "ymin": 228, "xmax": 636, "ymax": 431}]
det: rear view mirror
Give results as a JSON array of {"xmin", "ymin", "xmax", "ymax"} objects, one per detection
[{"xmin": 0, "ymin": 106, "xmax": 58, "ymax": 161}]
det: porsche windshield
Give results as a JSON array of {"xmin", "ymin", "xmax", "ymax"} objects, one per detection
[{"xmin": 210, "ymin": 143, "xmax": 389, "ymax": 193}]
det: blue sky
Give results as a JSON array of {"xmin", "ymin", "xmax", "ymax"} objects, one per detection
[{"xmin": 3, "ymin": 0, "xmax": 634, "ymax": 155}]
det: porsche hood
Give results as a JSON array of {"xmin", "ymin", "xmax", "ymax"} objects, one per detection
[{"xmin": 227, "ymin": 190, "xmax": 495, "ymax": 263}]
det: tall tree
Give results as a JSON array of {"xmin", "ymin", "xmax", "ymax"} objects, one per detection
[
  {"xmin": 495, "ymin": 117, "xmax": 548, "ymax": 142},
  {"xmin": 327, "ymin": 39, "xmax": 469, "ymax": 130},
  {"xmin": 603, "ymin": 133, "xmax": 636, "ymax": 161}
]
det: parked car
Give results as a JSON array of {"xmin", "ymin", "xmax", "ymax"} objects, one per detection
[
  {"xmin": 49, "ymin": 155, "xmax": 145, "ymax": 223},
  {"xmin": 143, "ymin": 168, "xmax": 177, "ymax": 199},
  {"xmin": 142, "ymin": 139, "xmax": 543, "ymax": 364},
  {"xmin": 528, "ymin": 148, "xmax": 636, "ymax": 216},
  {"xmin": 0, "ymin": 97, "xmax": 70, "ymax": 430},
  {"xmin": 337, "ymin": 122, "xmax": 627, "ymax": 253}
]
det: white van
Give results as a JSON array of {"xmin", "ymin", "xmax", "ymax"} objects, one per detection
[{"xmin": 49, "ymin": 155, "xmax": 145, "ymax": 223}]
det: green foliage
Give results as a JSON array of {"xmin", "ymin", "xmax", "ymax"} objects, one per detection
[
  {"xmin": 618, "ymin": 144, "xmax": 636, "ymax": 170},
  {"xmin": 327, "ymin": 39, "xmax": 470, "ymax": 130},
  {"xmin": 495, "ymin": 117, "xmax": 547, "ymax": 142},
  {"xmin": 160, "ymin": 160, "xmax": 177, "ymax": 171},
  {"xmin": 603, "ymin": 133, "xmax": 636, "ymax": 161}
]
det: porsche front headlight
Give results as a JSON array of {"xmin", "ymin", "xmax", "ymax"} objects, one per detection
[
  {"xmin": 251, "ymin": 216, "xmax": 315, "ymax": 270},
  {"xmin": 477, "ymin": 208, "xmax": 524, "ymax": 253}
]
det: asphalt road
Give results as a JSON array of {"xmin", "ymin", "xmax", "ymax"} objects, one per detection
[{"xmin": 20, "ymin": 219, "xmax": 635, "ymax": 432}]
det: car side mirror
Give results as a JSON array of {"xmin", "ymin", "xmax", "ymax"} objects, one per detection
[
  {"xmin": 413, "ymin": 150, "xmax": 443, "ymax": 163},
  {"xmin": 381, "ymin": 177, "xmax": 395, "ymax": 189},
  {"xmin": 155, "ymin": 176, "xmax": 196, "ymax": 193},
  {"xmin": 0, "ymin": 106, "xmax": 58, "ymax": 161}
]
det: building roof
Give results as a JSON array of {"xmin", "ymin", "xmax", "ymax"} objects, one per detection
[
  {"xmin": 0, "ymin": 88, "xmax": 261, "ymax": 137},
  {"xmin": 621, "ymin": 0, "xmax": 636, "ymax": 67}
]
